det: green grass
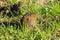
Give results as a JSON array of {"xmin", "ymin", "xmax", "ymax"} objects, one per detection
[{"xmin": 0, "ymin": 0, "xmax": 60, "ymax": 40}]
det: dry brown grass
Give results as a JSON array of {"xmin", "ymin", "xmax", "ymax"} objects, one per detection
[{"xmin": 0, "ymin": 0, "xmax": 7, "ymax": 7}]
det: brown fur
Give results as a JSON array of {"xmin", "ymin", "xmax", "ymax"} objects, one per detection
[{"xmin": 21, "ymin": 13, "xmax": 36, "ymax": 29}]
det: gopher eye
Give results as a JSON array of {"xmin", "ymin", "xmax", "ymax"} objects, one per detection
[{"xmin": 27, "ymin": 18, "xmax": 29, "ymax": 21}]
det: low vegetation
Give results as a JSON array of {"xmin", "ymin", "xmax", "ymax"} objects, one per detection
[{"xmin": 0, "ymin": 0, "xmax": 60, "ymax": 40}]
